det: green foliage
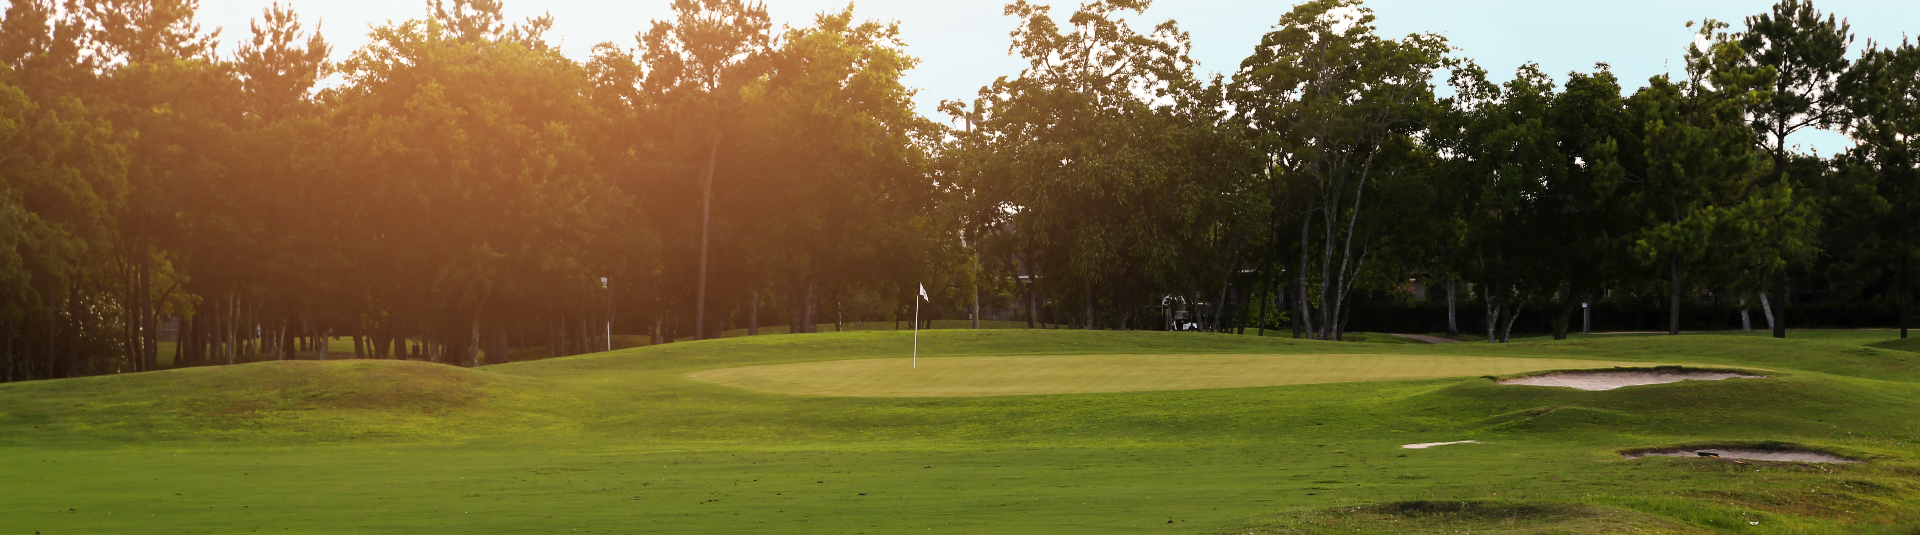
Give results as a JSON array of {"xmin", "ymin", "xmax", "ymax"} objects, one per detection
[
  {"xmin": 1437, "ymin": 62, "xmax": 1636, "ymax": 342},
  {"xmin": 733, "ymin": 7, "xmax": 936, "ymax": 331},
  {"xmin": 1831, "ymin": 37, "xmax": 1920, "ymax": 335},
  {"xmin": 956, "ymin": 0, "xmax": 1258, "ymax": 330},
  {"xmin": 0, "ymin": 68, "xmax": 131, "ymax": 380},
  {"xmin": 1599, "ymin": 18, "xmax": 1816, "ymax": 335},
  {"xmin": 1232, "ymin": 0, "xmax": 1451, "ymax": 340},
  {"xmin": 4, "ymin": 0, "xmax": 1918, "ymax": 385}
]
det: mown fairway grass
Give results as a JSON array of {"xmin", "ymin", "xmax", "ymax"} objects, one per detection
[
  {"xmin": 4, "ymin": 330, "xmax": 1920, "ymax": 534},
  {"xmin": 689, "ymin": 354, "xmax": 1665, "ymax": 397}
]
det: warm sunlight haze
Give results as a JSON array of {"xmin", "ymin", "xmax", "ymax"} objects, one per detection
[{"xmin": 4, "ymin": 0, "xmax": 1919, "ymax": 532}]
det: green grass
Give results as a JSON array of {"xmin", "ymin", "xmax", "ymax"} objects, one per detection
[
  {"xmin": 5, "ymin": 329, "xmax": 1920, "ymax": 533},
  {"xmin": 1867, "ymin": 335, "xmax": 1920, "ymax": 353},
  {"xmin": 690, "ymin": 353, "xmax": 1667, "ymax": 397}
]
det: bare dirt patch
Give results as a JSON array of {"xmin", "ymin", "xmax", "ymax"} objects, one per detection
[{"xmin": 1499, "ymin": 367, "xmax": 1761, "ymax": 391}]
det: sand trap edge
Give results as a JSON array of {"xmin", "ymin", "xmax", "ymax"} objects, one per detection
[
  {"xmin": 1402, "ymin": 440, "xmax": 1477, "ymax": 449},
  {"xmin": 1620, "ymin": 442, "xmax": 1862, "ymax": 464},
  {"xmin": 1495, "ymin": 366, "xmax": 1767, "ymax": 391}
]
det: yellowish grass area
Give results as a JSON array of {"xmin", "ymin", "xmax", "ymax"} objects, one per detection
[{"xmin": 689, "ymin": 354, "xmax": 1663, "ymax": 397}]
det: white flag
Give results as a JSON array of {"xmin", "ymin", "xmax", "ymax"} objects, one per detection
[{"xmin": 918, "ymin": 283, "xmax": 929, "ymax": 302}]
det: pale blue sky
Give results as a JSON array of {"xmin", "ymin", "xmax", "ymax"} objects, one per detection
[{"xmin": 197, "ymin": 0, "xmax": 1917, "ymax": 154}]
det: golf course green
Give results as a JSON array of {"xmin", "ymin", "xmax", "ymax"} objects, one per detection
[
  {"xmin": 690, "ymin": 354, "xmax": 1666, "ymax": 397},
  {"xmin": 4, "ymin": 329, "xmax": 1919, "ymax": 533}
]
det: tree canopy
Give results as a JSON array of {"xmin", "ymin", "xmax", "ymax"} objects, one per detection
[{"xmin": 2, "ymin": 0, "xmax": 1913, "ymax": 382}]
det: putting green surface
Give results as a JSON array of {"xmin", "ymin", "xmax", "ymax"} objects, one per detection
[{"xmin": 689, "ymin": 354, "xmax": 1657, "ymax": 397}]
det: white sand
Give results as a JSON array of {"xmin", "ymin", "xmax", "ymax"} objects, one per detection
[
  {"xmin": 1401, "ymin": 440, "xmax": 1477, "ymax": 449},
  {"xmin": 1624, "ymin": 448, "xmax": 1858, "ymax": 463},
  {"xmin": 1499, "ymin": 369, "xmax": 1761, "ymax": 391}
]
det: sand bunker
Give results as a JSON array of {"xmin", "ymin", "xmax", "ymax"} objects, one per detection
[
  {"xmin": 691, "ymin": 354, "xmax": 1656, "ymax": 397},
  {"xmin": 1623, "ymin": 448, "xmax": 1858, "ymax": 464},
  {"xmin": 1499, "ymin": 369, "xmax": 1761, "ymax": 391},
  {"xmin": 1402, "ymin": 440, "xmax": 1477, "ymax": 449}
]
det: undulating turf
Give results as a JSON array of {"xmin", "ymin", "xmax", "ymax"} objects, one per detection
[
  {"xmin": 4, "ymin": 329, "xmax": 1920, "ymax": 534},
  {"xmin": 1868, "ymin": 335, "xmax": 1920, "ymax": 353},
  {"xmin": 690, "ymin": 353, "xmax": 1663, "ymax": 397}
]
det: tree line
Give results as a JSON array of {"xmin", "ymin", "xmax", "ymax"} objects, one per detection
[{"xmin": 1, "ymin": 0, "xmax": 1913, "ymax": 382}]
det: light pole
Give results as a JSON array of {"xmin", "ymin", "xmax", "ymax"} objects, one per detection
[{"xmin": 1582, "ymin": 302, "xmax": 1590, "ymax": 335}]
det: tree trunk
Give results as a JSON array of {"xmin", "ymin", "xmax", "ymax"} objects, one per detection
[
  {"xmin": 1024, "ymin": 279, "xmax": 1036, "ymax": 329},
  {"xmin": 138, "ymin": 249, "xmax": 153, "ymax": 371},
  {"xmin": 1234, "ymin": 288, "xmax": 1250, "ymax": 335},
  {"xmin": 803, "ymin": 279, "xmax": 817, "ymax": 334},
  {"xmin": 1214, "ymin": 256, "xmax": 1238, "ymax": 333},
  {"xmin": 172, "ymin": 319, "xmax": 186, "ymax": 367},
  {"xmin": 652, "ymin": 314, "xmax": 663, "ymax": 346},
  {"xmin": 695, "ymin": 137, "xmax": 720, "ymax": 341},
  {"xmin": 1739, "ymin": 295, "xmax": 1752, "ymax": 332},
  {"xmin": 1258, "ymin": 282, "xmax": 1273, "ymax": 337},
  {"xmin": 1446, "ymin": 279, "xmax": 1458, "ymax": 335},
  {"xmin": 1769, "ymin": 275, "xmax": 1788, "ymax": 338},
  {"xmin": 971, "ymin": 253, "xmax": 981, "ymax": 330},
  {"xmin": 468, "ymin": 311, "xmax": 483, "ymax": 367},
  {"xmin": 1668, "ymin": 257, "xmax": 1682, "ymax": 336},
  {"xmin": 1901, "ymin": 256, "xmax": 1910, "ymax": 339},
  {"xmin": 749, "ymin": 291, "xmax": 759, "ymax": 336},
  {"xmin": 1759, "ymin": 292, "xmax": 1776, "ymax": 331},
  {"xmin": 1553, "ymin": 283, "xmax": 1576, "ymax": 341},
  {"xmin": 1485, "ymin": 300, "xmax": 1500, "ymax": 345},
  {"xmin": 497, "ymin": 322, "xmax": 512, "ymax": 363},
  {"xmin": 1500, "ymin": 303, "xmax": 1524, "ymax": 343},
  {"xmin": 1085, "ymin": 283, "xmax": 1095, "ymax": 330},
  {"xmin": 1028, "ymin": 277, "xmax": 1042, "ymax": 328},
  {"xmin": 1335, "ymin": 293, "xmax": 1354, "ymax": 340},
  {"xmin": 179, "ymin": 316, "xmax": 195, "ymax": 367},
  {"xmin": 225, "ymin": 294, "xmax": 238, "ymax": 365},
  {"xmin": 353, "ymin": 316, "xmax": 366, "ymax": 359},
  {"xmin": 1295, "ymin": 212, "xmax": 1318, "ymax": 339},
  {"xmin": 1290, "ymin": 289, "xmax": 1302, "ymax": 338}
]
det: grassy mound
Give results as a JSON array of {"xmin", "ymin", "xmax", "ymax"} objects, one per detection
[
  {"xmin": 1408, "ymin": 363, "xmax": 1920, "ymax": 439},
  {"xmin": 1868, "ymin": 336, "xmax": 1920, "ymax": 353},
  {"xmin": 0, "ymin": 359, "xmax": 565, "ymax": 443}
]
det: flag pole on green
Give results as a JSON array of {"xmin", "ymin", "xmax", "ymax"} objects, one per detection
[{"xmin": 915, "ymin": 283, "xmax": 928, "ymax": 369}]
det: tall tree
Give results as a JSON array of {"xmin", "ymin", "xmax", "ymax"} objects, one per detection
[
  {"xmin": 1232, "ymin": 0, "xmax": 1448, "ymax": 340},
  {"xmin": 1436, "ymin": 63, "xmax": 1634, "ymax": 342},
  {"xmin": 1835, "ymin": 38, "xmax": 1920, "ymax": 338},
  {"xmin": 0, "ymin": 70, "xmax": 131, "ymax": 380},
  {"xmin": 1740, "ymin": 0, "xmax": 1853, "ymax": 338},
  {"xmin": 735, "ymin": 6, "xmax": 935, "ymax": 337},
  {"xmin": 335, "ymin": 0, "xmax": 643, "ymax": 365},
  {"xmin": 636, "ymin": 0, "xmax": 769, "ymax": 340},
  {"xmin": 977, "ymin": 0, "xmax": 1252, "ymax": 330},
  {"xmin": 1600, "ymin": 19, "xmax": 1814, "ymax": 335},
  {"xmin": 233, "ymin": 2, "xmax": 327, "ymax": 122}
]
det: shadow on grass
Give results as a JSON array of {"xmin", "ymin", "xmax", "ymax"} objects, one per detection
[{"xmin": 1231, "ymin": 500, "xmax": 1703, "ymax": 534}]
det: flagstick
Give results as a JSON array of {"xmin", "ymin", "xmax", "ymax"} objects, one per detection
[{"xmin": 912, "ymin": 295, "xmax": 919, "ymax": 369}]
